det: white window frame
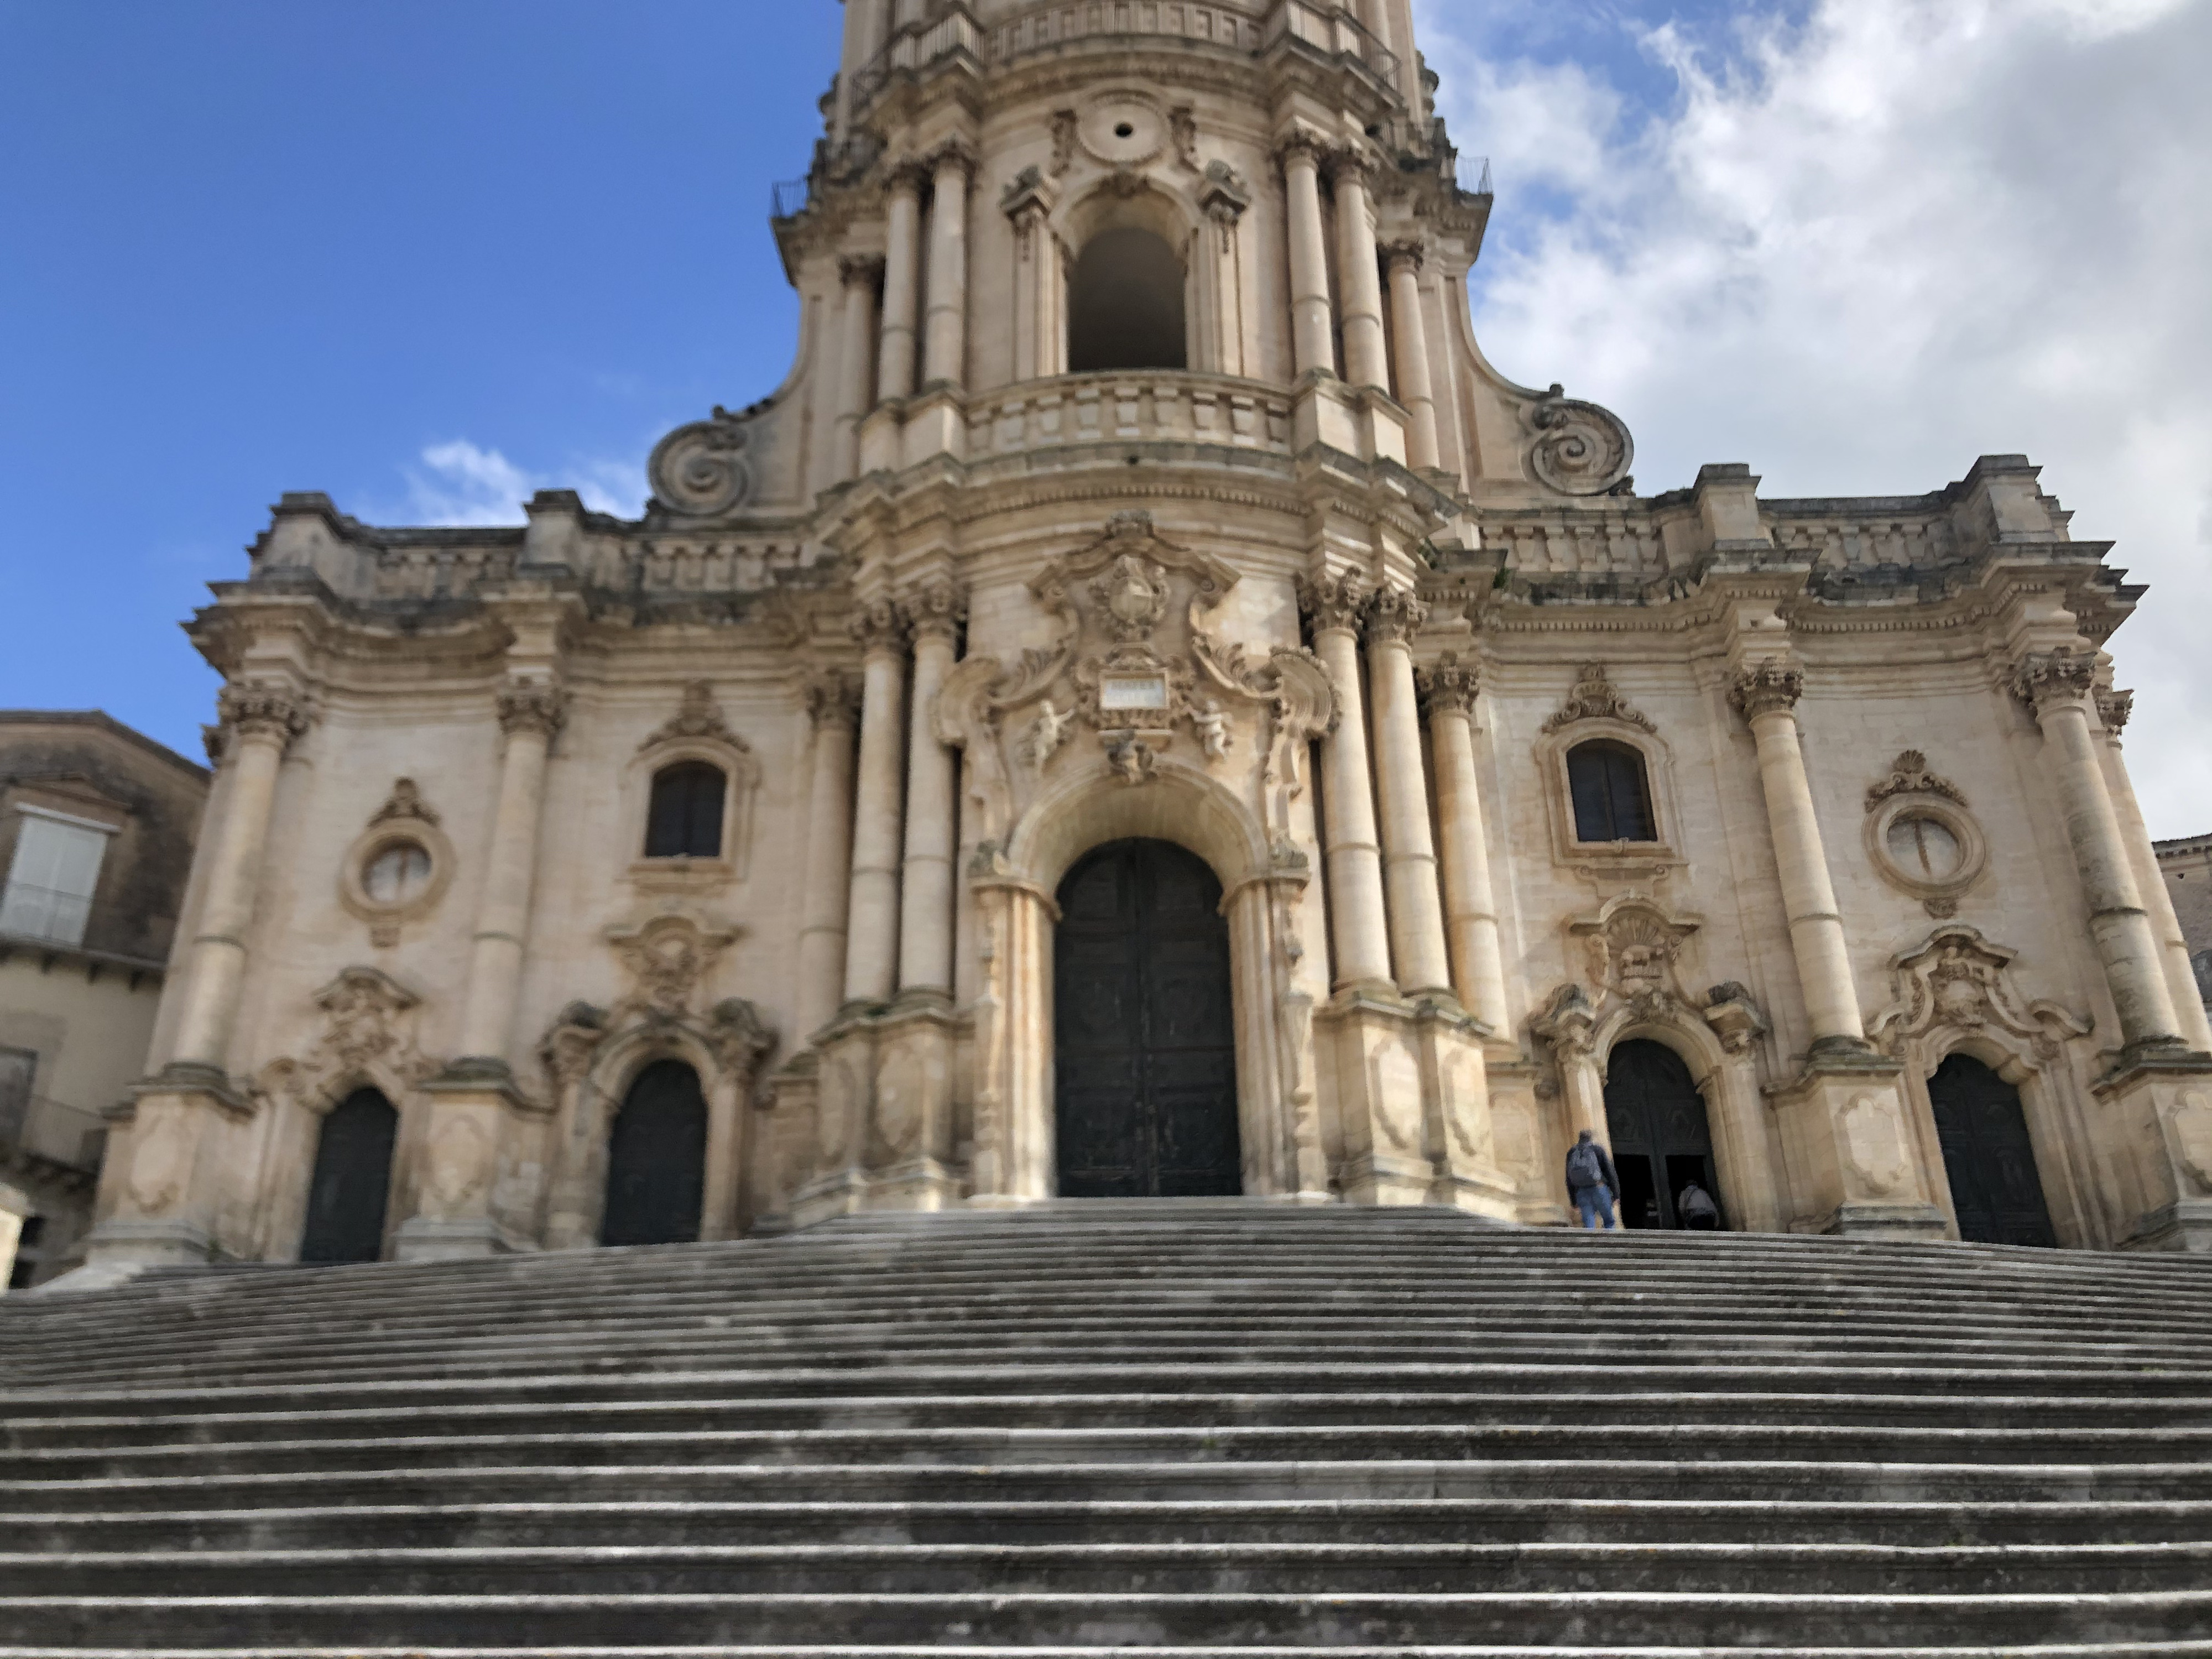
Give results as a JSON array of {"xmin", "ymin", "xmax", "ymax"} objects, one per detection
[{"xmin": 1, "ymin": 805, "xmax": 118, "ymax": 948}]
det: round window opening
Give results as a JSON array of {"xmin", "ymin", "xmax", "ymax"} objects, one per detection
[
  {"xmin": 1886, "ymin": 814, "xmax": 1963, "ymax": 883},
  {"xmin": 1114, "ymin": 121, "xmax": 1135, "ymax": 138},
  {"xmin": 363, "ymin": 842, "xmax": 433, "ymax": 906}
]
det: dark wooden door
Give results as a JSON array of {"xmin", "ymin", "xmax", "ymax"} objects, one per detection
[
  {"xmin": 1928, "ymin": 1053, "xmax": 2057, "ymax": 1246},
  {"xmin": 601, "ymin": 1060, "xmax": 708, "ymax": 1246},
  {"xmin": 1054, "ymin": 838, "xmax": 1240, "ymax": 1197},
  {"xmin": 299, "ymin": 1088, "xmax": 398, "ymax": 1264},
  {"xmin": 1603, "ymin": 1039, "xmax": 1719, "ymax": 1230}
]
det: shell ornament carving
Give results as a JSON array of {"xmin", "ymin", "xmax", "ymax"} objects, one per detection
[
  {"xmin": 649, "ymin": 407, "xmax": 754, "ymax": 517},
  {"xmin": 1527, "ymin": 386, "xmax": 1635, "ymax": 497}
]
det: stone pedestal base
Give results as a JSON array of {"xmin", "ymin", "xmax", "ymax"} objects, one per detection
[
  {"xmin": 395, "ymin": 1073, "xmax": 538, "ymax": 1262},
  {"xmin": 81, "ymin": 1217, "xmax": 217, "ymax": 1270},
  {"xmin": 1291, "ymin": 377, "xmax": 1410, "ymax": 467},
  {"xmin": 1316, "ymin": 992, "xmax": 1517, "ymax": 1220},
  {"xmin": 2096, "ymin": 1052, "xmax": 2212, "ymax": 1252},
  {"xmin": 790, "ymin": 1004, "xmax": 964, "ymax": 1224},
  {"xmin": 82, "ymin": 1071, "xmax": 255, "ymax": 1271},
  {"xmin": 393, "ymin": 1215, "xmax": 529, "ymax": 1263},
  {"xmin": 1768, "ymin": 1053, "xmax": 1949, "ymax": 1240}
]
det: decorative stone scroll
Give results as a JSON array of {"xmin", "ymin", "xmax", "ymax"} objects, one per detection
[
  {"xmin": 1866, "ymin": 750, "xmax": 1966, "ymax": 810},
  {"xmin": 1542, "ymin": 664, "xmax": 1654, "ymax": 734},
  {"xmin": 649, "ymin": 406, "xmax": 754, "ymax": 518},
  {"xmin": 1526, "ymin": 384, "xmax": 1635, "ymax": 497},
  {"xmin": 255, "ymin": 966, "xmax": 438, "ymax": 1118},
  {"xmin": 607, "ymin": 914, "xmax": 741, "ymax": 1021}
]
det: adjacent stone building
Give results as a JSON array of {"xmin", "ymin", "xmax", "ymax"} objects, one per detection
[
  {"xmin": 70, "ymin": 0, "xmax": 2212, "ymax": 1275},
  {"xmin": 2157, "ymin": 833, "xmax": 2212, "ymax": 1011},
  {"xmin": 1, "ymin": 712, "xmax": 208, "ymax": 1286}
]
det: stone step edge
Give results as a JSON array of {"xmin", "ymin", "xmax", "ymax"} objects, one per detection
[{"xmin": 6, "ymin": 1648, "xmax": 2212, "ymax": 1659}]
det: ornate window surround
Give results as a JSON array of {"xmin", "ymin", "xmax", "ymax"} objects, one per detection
[
  {"xmin": 1530, "ymin": 669, "xmax": 1685, "ymax": 876},
  {"xmin": 626, "ymin": 683, "xmax": 763, "ymax": 891},
  {"xmin": 337, "ymin": 780, "xmax": 456, "ymax": 948}
]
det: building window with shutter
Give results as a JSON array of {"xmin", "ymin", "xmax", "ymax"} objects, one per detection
[
  {"xmin": 1565, "ymin": 740, "xmax": 1658, "ymax": 844},
  {"xmin": 0, "ymin": 809, "xmax": 114, "ymax": 947}
]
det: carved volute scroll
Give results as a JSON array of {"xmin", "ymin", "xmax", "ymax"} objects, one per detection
[
  {"xmin": 255, "ymin": 966, "xmax": 439, "ymax": 1119},
  {"xmin": 1869, "ymin": 924, "xmax": 2093, "ymax": 1067},
  {"xmin": 649, "ymin": 406, "xmax": 754, "ymax": 518},
  {"xmin": 1526, "ymin": 384, "xmax": 1635, "ymax": 497}
]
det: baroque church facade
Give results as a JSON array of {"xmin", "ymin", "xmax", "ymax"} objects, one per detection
[{"xmin": 81, "ymin": 0, "xmax": 2212, "ymax": 1272}]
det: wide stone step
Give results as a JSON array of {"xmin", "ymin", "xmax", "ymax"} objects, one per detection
[
  {"xmin": 19, "ymin": 1496, "xmax": 2212, "ymax": 1552},
  {"xmin": 12, "ymin": 1458, "xmax": 2207, "ymax": 1512},
  {"xmin": 11, "ymin": 1540, "xmax": 2212, "ymax": 1597},
  {"xmin": 6, "ymin": 1588, "xmax": 2210, "ymax": 1647},
  {"xmin": 9, "ymin": 1421, "xmax": 2208, "ymax": 1480},
  {"xmin": 14, "ymin": 1387, "xmax": 2208, "ymax": 1451}
]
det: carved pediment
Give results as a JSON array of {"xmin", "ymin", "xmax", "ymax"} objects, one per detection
[
  {"xmin": 1870, "ymin": 924, "xmax": 2093, "ymax": 1063},
  {"xmin": 258, "ymin": 966, "xmax": 437, "ymax": 1113},
  {"xmin": 606, "ymin": 912, "xmax": 742, "ymax": 1021},
  {"xmin": 1570, "ymin": 894, "xmax": 1700, "ymax": 1017},
  {"xmin": 1544, "ymin": 664, "xmax": 1654, "ymax": 734}
]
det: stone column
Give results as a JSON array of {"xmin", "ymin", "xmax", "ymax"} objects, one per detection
[
  {"xmin": 1196, "ymin": 164, "xmax": 1253, "ymax": 378},
  {"xmin": 1730, "ymin": 663, "xmax": 1867, "ymax": 1050},
  {"xmin": 452, "ymin": 682, "xmax": 567, "ymax": 1067},
  {"xmin": 835, "ymin": 256, "xmax": 882, "ymax": 477},
  {"xmin": 922, "ymin": 145, "xmax": 972, "ymax": 389},
  {"xmin": 795, "ymin": 672, "xmax": 859, "ymax": 1041},
  {"xmin": 2098, "ymin": 688, "xmax": 2212, "ymax": 1053},
  {"xmin": 1328, "ymin": 150, "xmax": 1388, "ymax": 393},
  {"xmin": 1298, "ymin": 574, "xmax": 1392, "ymax": 994},
  {"xmin": 1279, "ymin": 134, "xmax": 1334, "ymax": 378},
  {"xmin": 896, "ymin": 578, "xmax": 964, "ymax": 998},
  {"xmin": 1384, "ymin": 243, "xmax": 1441, "ymax": 470},
  {"xmin": 1417, "ymin": 654, "xmax": 1509, "ymax": 1032},
  {"xmin": 1363, "ymin": 588, "xmax": 1453, "ymax": 1000},
  {"xmin": 843, "ymin": 600, "xmax": 909, "ymax": 1008},
  {"xmin": 166, "ymin": 683, "xmax": 309, "ymax": 1073},
  {"xmin": 2015, "ymin": 651, "xmax": 2187, "ymax": 1054},
  {"xmin": 1001, "ymin": 170, "xmax": 1059, "ymax": 383},
  {"xmin": 877, "ymin": 166, "xmax": 925, "ymax": 401}
]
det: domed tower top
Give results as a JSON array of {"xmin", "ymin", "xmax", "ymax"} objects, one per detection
[{"xmin": 648, "ymin": 0, "xmax": 1632, "ymax": 518}]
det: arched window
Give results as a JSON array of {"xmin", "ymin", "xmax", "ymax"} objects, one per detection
[
  {"xmin": 1566, "ymin": 740, "xmax": 1656, "ymax": 843},
  {"xmin": 644, "ymin": 763, "xmax": 726, "ymax": 859},
  {"xmin": 1068, "ymin": 228, "xmax": 1187, "ymax": 373}
]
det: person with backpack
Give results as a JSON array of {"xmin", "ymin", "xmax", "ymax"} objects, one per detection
[{"xmin": 1564, "ymin": 1128, "xmax": 1619, "ymax": 1231}]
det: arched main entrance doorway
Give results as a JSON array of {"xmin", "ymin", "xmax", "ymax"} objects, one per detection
[
  {"xmin": 1053, "ymin": 838, "xmax": 1239, "ymax": 1197},
  {"xmin": 1928, "ymin": 1053, "xmax": 2056, "ymax": 1246},
  {"xmin": 1603, "ymin": 1040, "xmax": 1720, "ymax": 1230},
  {"xmin": 299, "ymin": 1088, "xmax": 398, "ymax": 1264},
  {"xmin": 601, "ymin": 1059, "xmax": 708, "ymax": 1246}
]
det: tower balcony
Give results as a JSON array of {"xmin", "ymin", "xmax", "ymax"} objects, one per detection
[
  {"xmin": 848, "ymin": 1, "xmax": 1399, "ymax": 119},
  {"xmin": 858, "ymin": 369, "xmax": 1296, "ymax": 477}
]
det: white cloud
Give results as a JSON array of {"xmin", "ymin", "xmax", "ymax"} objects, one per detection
[
  {"xmin": 397, "ymin": 438, "xmax": 647, "ymax": 526},
  {"xmin": 1418, "ymin": 0, "xmax": 2212, "ymax": 834}
]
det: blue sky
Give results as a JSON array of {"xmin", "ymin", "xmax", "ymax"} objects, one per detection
[{"xmin": 4, "ymin": 0, "xmax": 2207, "ymax": 831}]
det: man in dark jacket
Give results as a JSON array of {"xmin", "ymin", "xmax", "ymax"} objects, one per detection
[{"xmin": 1565, "ymin": 1128, "xmax": 1619, "ymax": 1231}]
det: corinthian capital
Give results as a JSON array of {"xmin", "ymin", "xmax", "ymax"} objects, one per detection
[
  {"xmin": 1296, "ymin": 571, "xmax": 1371, "ymax": 637},
  {"xmin": 1416, "ymin": 653, "xmax": 1480, "ymax": 717},
  {"xmin": 848, "ymin": 597, "xmax": 909, "ymax": 657},
  {"xmin": 924, "ymin": 138, "xmax": 978, "ymax": 181},
  {"xmin": 1728, "ymin": 661, "xmax": 1806, "ymax": 721},
  {"xmin": 898, "ymin": 576, "xmax": 967, "ymax": 645},
  {"xmin": 1381, "ymin": 239, "xmax": 1426, "ymax": 276},
  {"xmin": 1363, "ymin": 586, "xmax": 1431, "ymax": 646},
  {"xmin": 838, "ymin": 253, "xmax": 885, "ymax": 288},
  {"xmin": 2011, "ymin": 647, "xmax": 2099, "ymax": 714},
  {"xmin": 216, "ymin": 681, "xmax": 311, "ymax": 750},
  {"xmin": 1274, "ymin": 127, "xmax": 1330, "ymax": 170},
  {"xmin": 1325, "ymin": 145, "xmax": 1378, "ymax": 187},
  {"xmin": 2096, "ymin": 687, "xmax": 2135, "ymax": 734},
  {"xmin": 496, "ymin": 680, "xmax": 570, "ymax": 738},
  {"xmin": 803, "ymin": 670, "xmax": 861, "ymax": 731}
]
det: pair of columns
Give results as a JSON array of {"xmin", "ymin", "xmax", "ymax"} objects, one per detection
[
  {"xmin": 1278, "ymin": 136, "xmax": 1444, "ymax": 472},
  {"xmin": 1300, "ymin": 575, "xmax": 1508, "ymax": 1031},
  {"xmin": 874, "ymin": 148, "xmax": 973, "ymax": 406},
  {"xmin": 793, "ymin": 581, "xmax": 967, "ymax": 1039}
]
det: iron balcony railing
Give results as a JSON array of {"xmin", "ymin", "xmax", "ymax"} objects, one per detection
[{"xmin": 0, "ymin": 1092, "xmax": 108, "ymax": 1176}]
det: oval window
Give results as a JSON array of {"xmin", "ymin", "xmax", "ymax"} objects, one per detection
[
  {"xmin": 1886, "ymin": 815, "xmax": 1963, "ymax": 881},
  {"xmin": 363, "ymin": 842, "xmax": 433, "ymax": 905}
]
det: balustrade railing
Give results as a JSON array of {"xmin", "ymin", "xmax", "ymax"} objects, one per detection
[
  {"xmin": 966, "ymin": 371, "xmax": 1293, "ymax": 460},
  {"xmin": 0, "ymin": 1093, "xmax": 107, "ymax": 1175},
  {"xmin": 1261, "ymin": 0, "xmax": 1396, "ymax": 84},
  {"xmin": 988, "ymin": 1, "xmax": 1265, "ymax": 62}
]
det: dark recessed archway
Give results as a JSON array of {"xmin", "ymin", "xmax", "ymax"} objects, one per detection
[
  {"xmin": 299, "ymin": 1088, "xmax": 398, "ymax": 1264},
  {"xmin": 1067, "ymin": 228, "xmax": 1187, "ymax": 373},
  {"xmin": 601, "ymin": 1059, "xmax": 708, "ymax": 1247}
]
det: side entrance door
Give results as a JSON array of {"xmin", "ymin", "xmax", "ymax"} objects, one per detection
[
  {"xmin": 299, "ymin": 1088, "xmax": 399, "ymax": 1264},
  {"xmin": 1928, "ymin": 1053, "xmax": 2057, "ymax": 1246},
  {"xmin": 1053, "ymin": 838, "xmax": 1240, "ymax": 1197}
]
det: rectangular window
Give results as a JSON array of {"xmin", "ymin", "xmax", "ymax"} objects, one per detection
[
  {"xmin": 0, "ymin": 1046, "xmax": 32, "ymax": 1146},
  {"xmin": 0, "ymin": 810, "xmax": 112, "ymax": 947}
]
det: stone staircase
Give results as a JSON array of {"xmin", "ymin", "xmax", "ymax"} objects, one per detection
[{"xmin": 2, "ymin": 1201, "xmax": 2211, "ymax": 1657}]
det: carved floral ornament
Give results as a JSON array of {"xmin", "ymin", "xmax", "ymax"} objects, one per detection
[
  {"xmin": 2011, "ymin": 646, "xmax": 2100, "ymax": 714},
  {"xmin": 1416, "ymin": 654, "xmax": 1481, "ymax": 718},
  {"xmin": 607, "ymin": 912, "xmax": 741, "ymax": 1022},
  {"xmin": 497, "ymin": 681, "xmax": 570, "ymax": 739},
  {"xmin": 1533, "ymin": 896, "xmax": 1768, "ymax": 1062},
  {"xmin": 1867, "ymin": 924, "xmax": 2093, "ymax": 1067},
  {"xmin": 935, "ymin": 513, "xmax": 1334, "ymax": 851}
]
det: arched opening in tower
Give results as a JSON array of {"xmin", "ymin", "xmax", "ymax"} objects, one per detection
[{"xmin": 1067, "ymin": 228, "xmax": 1187, "ymax": 374}]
